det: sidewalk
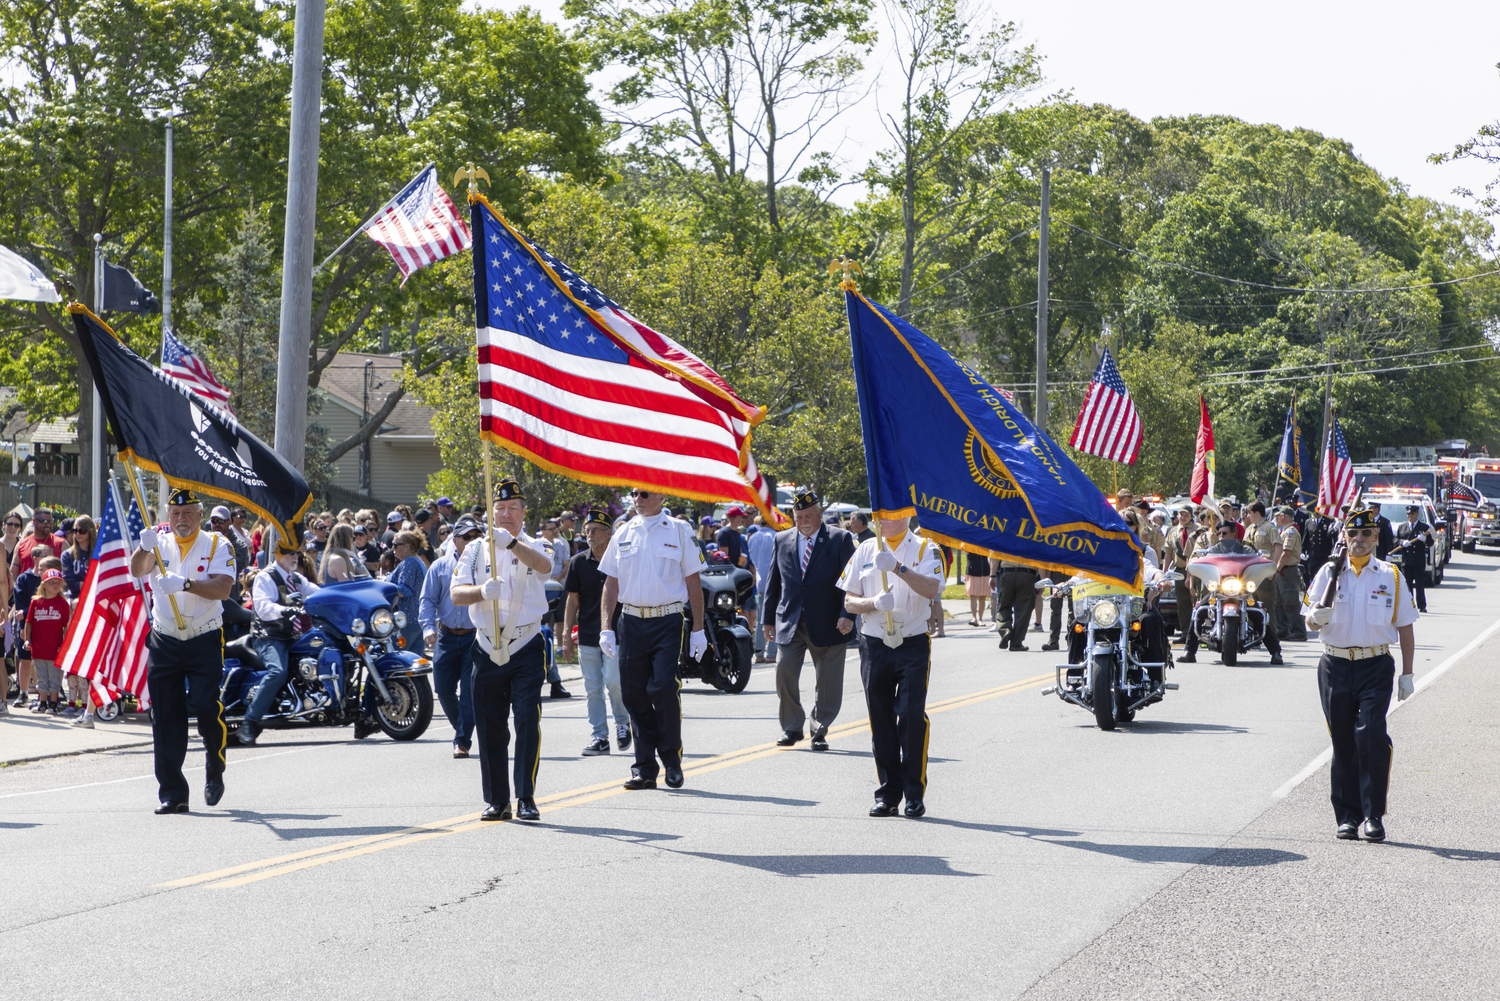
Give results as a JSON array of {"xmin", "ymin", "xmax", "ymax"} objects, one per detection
[{"xmin": 0, "ymin": 710, "xmax": 154, "ymax": 767}]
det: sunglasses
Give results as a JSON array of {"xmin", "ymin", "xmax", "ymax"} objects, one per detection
[
  {"xmin": 6, "ymin": 521, "xmax": 23, "ymax": 528},
  {"xmin": 631, "ymin": 490, "xmax": 653, "ymax": 498},
  {"xmin": 1347, "ymin": 528, "xmax": 1376, "ymax": 539}
]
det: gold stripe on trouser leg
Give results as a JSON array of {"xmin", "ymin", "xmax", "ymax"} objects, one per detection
[
  {"xmin": 213, "ymin": 628, "xmax": 228, "ymax": 767},
  {"xmin": 920, "ymin": 647, "xmax": 932, "ymax": 791},
  {"xmin": 529, "ymin": 702, "xmax": 542, "ymax": 788}
]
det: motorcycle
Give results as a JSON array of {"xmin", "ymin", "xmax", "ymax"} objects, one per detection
[
  {"xmin": 680, "ymin": 564, "xmax": 756, "ymax": 693},
  {"xmin": 221, "ymin": 579, "xmax": 435, "ymax": 740},
  {"xmin": 1184, "ymin": 553, "xmax": 1279, "ymax": 666},
  {"xmin": 1038, "ymin": 570, "xmax": 1181, "ymax": 730}
]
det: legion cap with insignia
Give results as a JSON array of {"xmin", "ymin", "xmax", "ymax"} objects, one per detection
[
  {"xmin": 794, "ymin": 488, "xmax": 820, "ymax": 511},
  {"xmin": 493, "ymin": 478, "xmax": 524, "ymax": 501},
  {"xmin": 585, "ymin": 508, "xmax": 611, "ymax": 528},
  {"xmin": 1343, "ymin": 504, "xmax": 1379, "ymax": 530},
  {"xmin": 167, "ymin": 487, "xmax": 201, "ymax": 506}
]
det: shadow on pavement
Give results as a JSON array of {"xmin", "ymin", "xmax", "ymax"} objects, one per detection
[
  {"xmin": 680, "ymin": 852, "xmax": 981, "ymax": 877},
  {"xmin": 1102, "ymin": 720, "xmax": 1252, "ymax": 735},
  {"xmin": 1385, "ymin": 841, "xmax": 1500, "ymax": 862},
  {"xmin": 667, "ymin": 787, "xmax": 818, "ymax": 807},
  {"xmin": 1037, "ymin": 838, "xmax": 1305, "ymax": 866},
  {"xmin": 534, "ymin": 823, "xmax": 682, "ymax": 845},
  {"xmin": 919, "ymin": 817, "xmax": 1080, "ymax": 838},
  {"xmin": 219, "ymin": 809, "xmax": 411, "ymax": 841},
  {"xmin": 0, "ymin": 821, "xmax": 42, "ymax": 829}
]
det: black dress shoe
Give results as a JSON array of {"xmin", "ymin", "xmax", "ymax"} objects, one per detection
[
  {"xmin": 776, "ymin": 731, "xmax": 804, "ymax": 746},
  {"xmin": 904, "ymin": 800, "xmax": 926, "ymax": 818},
  {"xmin": 1269, "ymin": 654, "xmax": 1284, "ymax": 665},
  {"xmin": 234, "ymin": 725, "xmax": 257, "ymax": 746},
  {"xmin": 549, "ymin": 684, "xmax": 573, "ymax": 699},
  {"xmin": 869, "ymin": 802, "xmax": 899, "ymax": 817},
  {"xmin": 810, "ymin": 735, "xmax": 829, "ymax": 750},
  {"xmin": 204, "ymin": 778, "xmax": 225, "ymax": 807},
  {"xmin": 1008, "ymin": 645, "xmax": 1028, "ymax": 653},
  {"xmin": 1363, "ymin": 817, "xmax": 1385, "ymax": 842},
  {"xmin": 155, "ymin": 801, "xmax": 189, "ymax": 815},
  {"xmin": 664, "ymin": 766, "xmax": 684, "ymax": 788},
  {"xmin": 515, "ymin": 798, "xmax": 540, "ymax": 821},
  {"xmin": 1179, "ymin": 653, "xmax": 1196, "ymax": 663},
  {"xmin": 481, "ymin": 804, "xmax": 512, "ymax": 821},
  {"xmin": 623, "ymin": 775, "xmax": 657, "ymax": 790},
  {"xmin": 1336, "ymin": 822, "xmax": 1360, "ymax": 840}
]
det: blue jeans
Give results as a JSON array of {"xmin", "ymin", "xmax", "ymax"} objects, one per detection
[
  {"xmin": 246, "ymin": 635, "xmax": 293, "ymax": 724},
  {"xmin": 432, "ymin": 630, "xmax": 475, "ymax": 747},
  {"xmin": 578, "ymin": 643, "xmax": 628, "ymax": 739}
]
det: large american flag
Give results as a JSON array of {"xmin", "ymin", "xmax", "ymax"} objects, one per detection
[
  {"xmin": 1068, "ymin": 348, "xmax": 1141, "ymax": 464},
  {"xmin": 470, "ymin": 197, "xmax": 788, "ymax": 525},
  {"xmin": 161, "ymin": 326, "xmax": 232, "ymax": 408},
  {"xmin": 57, "ymin": 486, "xmax": 152, "ymax": 708},
  {"xmin": 365, "ymin": 165, "xmax": 471, "ymax": 284},
  {"xmin": 1316, "ymin": 413, "xmax": 1358, "ymax": 520}
]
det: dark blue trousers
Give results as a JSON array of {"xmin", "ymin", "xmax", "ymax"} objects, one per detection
[
  {"xmin": 470, "ymin": 634, "xmax": 544, "ymax": 806},
  {"xmin": 1318, "ymin": 652, "xmax": 1395, "ymax": 825},
  {"xmin": 432, "ymin": 630, "xmax": 475, "ymax": 747},
  {"xmin": 146, "ymin": 628, "xmax": 228, "ymax": 806},
  {"xmin": 862, "ymin": 633, "xmax": 930, "ymax": 807},
  {"xmin": 619, "ymin": 612, "xmax": 685, "ymax": 779}
]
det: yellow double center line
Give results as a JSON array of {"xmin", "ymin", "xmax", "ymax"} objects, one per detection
[{"xmin": 160, "ymin": 671, "xmax": 1051, "ymax": 890}]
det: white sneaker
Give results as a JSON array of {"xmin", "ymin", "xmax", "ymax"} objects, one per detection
[{"xmin": 71, "ymin": 714, "xmax": 94, "ymax": 728}]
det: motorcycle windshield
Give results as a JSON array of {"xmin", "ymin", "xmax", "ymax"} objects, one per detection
[
  {"xmin": 303, "ymin": 579, "xmax": 401, "ymax": 632},
  {"xmin": 1072, "ymin": 579, "xmax": 1142, "ymax": 600}
]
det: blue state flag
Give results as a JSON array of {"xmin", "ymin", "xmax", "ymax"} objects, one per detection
[
  {"xmin": 1276, "ymin": 395, "xmax": 1317, "ymax": 504},
  {"xmin": 844, "ymin": 286, "xmax": 1142, "ymax": 589}
]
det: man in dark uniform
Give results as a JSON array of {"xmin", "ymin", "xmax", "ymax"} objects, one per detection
[
  {"xmin": 129, "ymin": 488, "xmax": 236, "ymax": 813},
  {"xmin": 1374, "ymin": 510, "xmax": 1395, "ymax": 561},
  {"xmin": 1393, "ymin": 504, "xmax": 1433, "ymax": 613},
  {"xmin": 599, "ymin": 487, "xmax": 708, "ymax": 791},
  {"xmin": 1303, "ymin": 512, "xmax": 1337, "ymax": 586},
  {"xmin": 993, "ymin": 559, "xmax": 1037, "ymax": 651},
  {"xmin": 1178, "ymin": 521, "xmax": 1284, "ymax": 666},
  {"xmin": 838, "ymin": 517, "xmax": 946, "ymax": 817},
  {"xmin": 1305, "ymin": 503, "xmax": 1418, "ymax": 841},
  {"xmin": 763, "ymin": 489, "xmax": 857, "ymax": 750},
  {"xmin": 451, "ymin": 479, "xmax": 554, "ymax": 822}
]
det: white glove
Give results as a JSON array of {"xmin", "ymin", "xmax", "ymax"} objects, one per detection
[
  {"xmin": 155, "ymin": 572, "xmax": 187, "ymax": 595},
  {"xmin": 873, "ymin": 549, "xmax": 897, "ymax": 573},
  {"xmin": 873, "ymin": 589, "xmax": 896, "ymax": 612},
  {"xmin": 690, "ymin": 629, "xmax": 708, "ymax": 661},
  {"xmin": 1308, "ymin": 606, "xmax": 1334, "ymax": 627},
  {"xmin": 492, "ymin": 527, "xmax": 514, "ymax": 550},
  {"xmin": 139, "ymin": 528, "xmax": 160, "ymax": 551},
  {"xmin": 599, "ymin": 630, "xmax": 618, "ymax": 659},
  {"xmin": 1398, "ymin": 674, "xmax": 1414, "ymax": 701},
  {"xmin": 479, "ymin": 577, "xmax": 504, "ymax": 601}
]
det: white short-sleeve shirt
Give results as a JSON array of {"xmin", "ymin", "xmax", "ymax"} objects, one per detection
[
  {"xmin": 837, "ymin": 531, "xmax": 945, "ymax": 638},
  {"xmin": 598, "ymin": 513, "xmax": 704, "ymax": 606},
  {"xmin": 147, "ymin": 530, "xmax": 238, "ymax": 638},
  {"xmin": 1307, "ymin": 555, "xmax": 1419, "ymax": 648},
  {"xmin": 454, "ymin": 532, "xmax": 551, "ymax": 654}
]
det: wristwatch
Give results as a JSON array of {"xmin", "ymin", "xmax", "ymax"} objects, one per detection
[
  {"xmin": 183, "ymin": 578, "xmax": 193, "ymax": 593},
  {"xmin": 506, "ymin": 536, "xmax": 519, "ymax": 550},
  {"xmin": 895, "ymin": 563, "xmax": 909, "ymax": 575}
]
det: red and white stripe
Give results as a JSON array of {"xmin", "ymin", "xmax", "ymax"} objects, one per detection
[
  {"xmin": 161, "ymin": 328, "xmax": 233, "ymax": 408},
  {"xmin": 1068, "ymin": 349, "xmax": 1142, "ymax": 464},
  {"xmin": 56, "ymin": 566, "xmax": 151, "ymax": 708},
  {"xmin": 1316, "ymin": 416, "xmax": 1358, "ymax": 521},
  {"xmin": 365, "ymin": 166, "xmax": 471, "ymax": 285}
]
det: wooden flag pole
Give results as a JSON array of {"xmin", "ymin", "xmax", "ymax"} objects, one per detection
[
  {"xmin": 481, "ymin": 439, "xmax": 505, "ymax": 663},
  {"xmin": 871, "ymin": 515, "xmax": 902, "ymax": 649},
  {"xmin": 120, "ymin": 455, "xmax": 186, "ymax": 630}
]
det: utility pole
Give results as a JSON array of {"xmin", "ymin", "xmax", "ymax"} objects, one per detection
[
  {"xmin": 160, "ymin": 115, "xmax": 174, "ymax": 522},
  {"xmin": 91, "ymin": 234, "xmax": 104, "ymax": 516},
  {"xmin": 273, "ymin": 0, "xmax": 327, "ymax": 473},
  {"xmin": 1318, "ymin": 305, "xmax": 1332, "ymax": 465},
  {"xmin": 1034, "ymin": 166, "xmax": 1051, "ymax": 433},
  {"xmin": 359, "ymin": 358, "xmax": 373, "ymax": 495}
]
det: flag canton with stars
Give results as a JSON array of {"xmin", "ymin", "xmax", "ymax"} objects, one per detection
[
  {"xmin": 1095, "ymin": 350, "xmax": 1128, "ymax": 394},
  {"xmin": 478, "ymin": 228, "xmax": 628, "ymax": 364}
]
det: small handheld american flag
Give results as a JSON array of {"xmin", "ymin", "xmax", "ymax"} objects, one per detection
[
  {"xmin": 161, "ymin": 327, "xmax": 232, "ymax": 408},
  {"xmin": 1068, "ymin": 347, "xmax": 1141, "ymax": 465},
  {"xmin": 1316, "ymin": 413, "xmax": 1358, "ymax": 520},
  {"xmin": 365, "ymin": 165, "xmax": 472, "ymax": 284}
]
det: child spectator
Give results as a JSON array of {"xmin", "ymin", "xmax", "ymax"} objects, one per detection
[
  {"xmin": 23, "ymin": 567, "xmax": 71, "ymax": 714},
  {"xmin": 9, "ymin": 545, "xmax": 55, "ymax": 709}
]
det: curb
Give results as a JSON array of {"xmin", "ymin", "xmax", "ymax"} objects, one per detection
[{"xmin": 2, "ymin": 735, "xmax": 155, "ymax": 768}]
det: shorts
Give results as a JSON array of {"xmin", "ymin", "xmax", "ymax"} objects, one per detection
[{"xmin": 32, "ymin": 658, "xmax": 62, "ymax": 697}]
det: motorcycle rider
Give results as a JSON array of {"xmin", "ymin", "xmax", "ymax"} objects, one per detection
[
  {"xmin": 239, "ymin": 545, "xmax": 323, "ymax": 746},
  {"xmin": 1179, "ymin": 521, "xmax": 1284, "ymax": 666}
]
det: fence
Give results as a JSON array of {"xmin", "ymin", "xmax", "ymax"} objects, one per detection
[{"xmin": 1, "ymin": 474, "xmax": 90, "ymax": 517}]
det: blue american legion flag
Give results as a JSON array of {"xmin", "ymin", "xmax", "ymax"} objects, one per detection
[
  {"xmin": 1316, "ymin": 412, "xmax": 1358, "ymax": 520},
  {"xmin": 1068, "ymin": 347, "xmax": 1141, "ymax": 464},
  {"xmin": 57, "ymin": 484, "xmax": 152, "ymax": 707},
  {"xmin": 161, "ymin": 326, "xmax": 232, "ymax": 407}
]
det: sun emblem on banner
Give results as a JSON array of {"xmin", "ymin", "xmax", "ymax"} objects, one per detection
[{"xmin": 965, "ymin": 431, "xmax": 1021, "ymax": 498}]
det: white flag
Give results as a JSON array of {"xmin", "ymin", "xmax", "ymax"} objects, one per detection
[{"xmin": 0, "ymin": 244, "xmax": 61, "ymax": 303}]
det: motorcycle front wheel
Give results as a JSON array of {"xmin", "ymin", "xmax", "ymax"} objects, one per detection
[
  {"xmin": 1222, "ymin": 626, "xmax": 1239, "ymax": 666},
  {"xmin": 376, "ymin": 676, "xmax": 434, "ymax": 741},
  {"xmin": 1091, "ymin": 656, "xmax": 1117, "ymax": 731}
]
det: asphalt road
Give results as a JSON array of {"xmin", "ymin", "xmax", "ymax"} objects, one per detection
[{"xmin": 4, "ymin": 554, "xmax": 1499, "ymax": 1000}]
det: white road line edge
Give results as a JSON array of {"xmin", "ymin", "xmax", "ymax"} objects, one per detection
[
  {"xmin": 0, "ymin": 746, "xmax": 316, "ymax": 800},
  {"xmin": 1271, "ymin": 614, "xmax": 1500, "ymax": 800}
]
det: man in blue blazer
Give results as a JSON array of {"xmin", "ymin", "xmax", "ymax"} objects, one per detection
[{"xmin": 763, "ymin": 489, "xmax": 858, "ymax": 750}]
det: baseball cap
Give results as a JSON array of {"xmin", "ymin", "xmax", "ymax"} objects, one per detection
[
  {"xmin": 41, "ymin": 568, "xmax": 64, "ymax": 582},
  {"xmin": 386, "ymin": 511, "xmax": 402, "ymax": 524},
  {"xmin": 60, "ymin": 518, "xmax": 75, "ymax": 533},
  {"xmin": 453, "ymin": 514, "xmax": 483, "ymax": 537},
  {"xmin": 437, "ymin": 496, "xmax": 453, "ymax": 507},
  {"xmin": 725, "ymin": 505, "xmax": 746, "ymax": 517},
  {"xmin": 700, "ymin": 515, "xmax": 716, "ymax": 526},
  {"xmin": 210, "ymin": 505, "xmax": 231, "ymax": 521}
]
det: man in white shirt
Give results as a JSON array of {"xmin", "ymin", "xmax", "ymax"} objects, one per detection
[
  {"xmin": 129, "ymin": 488, "xmax": 237, "ymax": 814},
  {"xmin": 1304, "ymin": 503, "xmax": 1419, "ymax": 843},
  {"xmin": 452, "ymin": 479, "xmax": 554, "ymax": 822},
  {"xmin": 837, "ymin": 516, "xmax": 944, "ymax": 818},
  {"xmin": 599, "ymin": 487, "xmax": 708, "ymax": 791}
]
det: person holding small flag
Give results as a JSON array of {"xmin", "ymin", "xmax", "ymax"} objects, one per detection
[{"xmin": 130, "ymin": 488, "xmax": 236, "ymax": 814}]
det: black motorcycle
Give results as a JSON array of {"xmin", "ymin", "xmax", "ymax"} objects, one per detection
[{"xmin": 680, "ymin": 564, "xmax": 756, "ymax": 693}]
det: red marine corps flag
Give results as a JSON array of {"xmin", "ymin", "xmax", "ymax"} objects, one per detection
[{"xmin": 1190, "ymin": 394, "xmax": 1216, "ymax": 504}]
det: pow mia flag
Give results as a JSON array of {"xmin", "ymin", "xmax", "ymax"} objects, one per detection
[{"xmin": 71, "ymin": 304, "xmax": 313, "ymax": 546}]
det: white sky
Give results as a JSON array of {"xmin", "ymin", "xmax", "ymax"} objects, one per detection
[{"xmin": 477, "ymin": 0, "xmax": 1500, "ymax": 231}]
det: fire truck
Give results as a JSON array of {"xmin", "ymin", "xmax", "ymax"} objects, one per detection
[
  {"xmin": 1457, "ymin": 458, "xmax": 1500, "ymax": 552},
  {"xmin": 1358, "ymin": 486, "xmax": 1450, "ymax": 584},
  {"xmin": 1351, "ymin": 462, "xmax": 1453, "ymax": 563}
]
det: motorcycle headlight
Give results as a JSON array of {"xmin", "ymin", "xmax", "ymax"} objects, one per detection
[
  {"xmin": 351, "ymin": 618, "xmax": 367, "ymax": 636},
  {"xmin": 1207, "ymin": 579, "xmax": 1219, "ymax": 592},
  {"xmin": 1245, "ymin": 579, "xmax": 1257, "ymax": 593},
  {"xmin": 1221, "ymin": 577, "xmax": 1243, "ymax": 596},
  {"xmin": 368, "ymin": 608, "xmax": 395, "ymax": 637},
  {"xmin": 1091, "ymin": 601, "xmax": 1120, "ymax": 628},
  {"xmin": 393, "ymin": 611, "xmax": 407, "ymax": 629},
  {"xmin": 714, "ymin": 592, "xmax": 734, "ymax": 610}
]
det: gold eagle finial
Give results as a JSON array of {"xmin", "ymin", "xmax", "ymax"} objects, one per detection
[{"xmin": 453, "ymin": 163, "xmax": 491, "ymax": 194}]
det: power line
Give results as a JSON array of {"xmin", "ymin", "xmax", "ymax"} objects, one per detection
[
  {"xmin": 1204, "ymin": 352, "xmax": 1500, "ymax": 388},
  {"xmin": 1202, "ymin": 341, "xmax": 1499, "ymax": 380}
]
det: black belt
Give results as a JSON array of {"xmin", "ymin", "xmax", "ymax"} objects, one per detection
[
  {"xmin": 1000, "ymin": 568, "xmax": 1037, "ymax": 575},
  {"xmin": 440, "ymin": 625, "xmax": 476, "ymax": 635}
]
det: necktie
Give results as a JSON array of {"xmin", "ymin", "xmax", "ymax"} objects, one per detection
[{"xmin": 801, "ymin": 534, "xmax": 813, "ymax": 574}]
